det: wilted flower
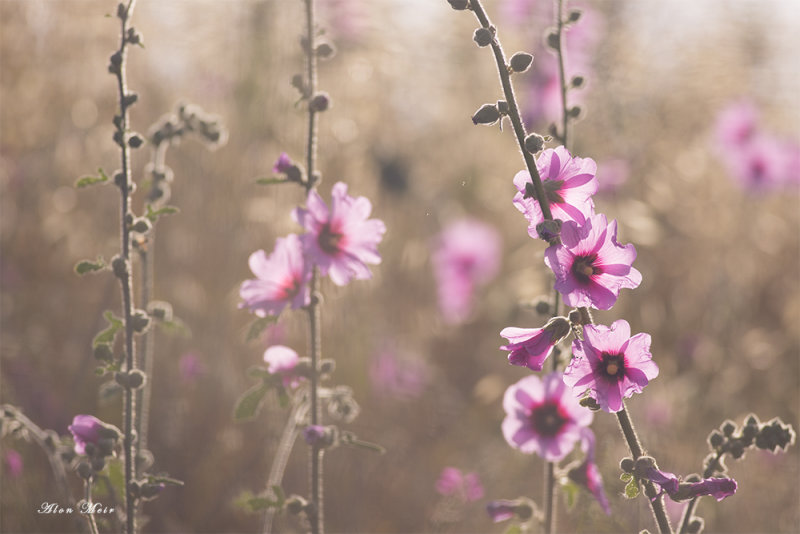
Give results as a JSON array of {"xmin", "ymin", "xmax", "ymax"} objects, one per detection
[
  {"xmin": 293, "ymin": 182, "xmax": 386, "ymax": 286},
  {"xmin": 502, "ymin": 372, "xmax": 593, "ymax": 462},
  {"xmin": 500, "ymin": 316, "xmax": 571, "ymax": 371},
  {"xmin": 432, "ymin": 218, "xmax": 501, "ymax": 324},
  {"xmin": 435, "ymin": 467, "xmax": 484, "ymax": 502},
  {"xmin": 567, "ymin": 429, "xmax": 610, "ymax": 514},
  {"xmin": 636, "ymin": 459, "xmax": 737, "ymax": 503},
  {"xmin": 564, "ymin": 319, "xmax": 659, "ymax": 413},
  {"xmin": 263, "ymin": 345, "xmax": 305, "ymax": 389},
  {"xmin": 544, "ymin": 213, "xmax": 641, "ymax": 310},
  {"xmin": 239, "ymin": 234, "xmax": 311, "ymax": 316},
  {"xmin": 513, "ymin": 146, "xmax": 598, "ymax": 239}
]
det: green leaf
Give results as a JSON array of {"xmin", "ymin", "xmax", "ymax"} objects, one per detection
[
  {"xmin": 503, "ymin": 525, "xmax": 523, "ymax": 534},
  {"xmin": 246, "ymin": 366, "xmax": 273, "ymax": 379},
  {"xmin": 75, "ymin": 257, "xmax": 107, "ymax": 275},
  {"xmin": 270, "ymin": 485, "xmax": 285, "ymax": 507},
  {"xmin": 105, "ymin": 457, "xmax": 125, "ymax": 500},
  {"xmin": 76, "ymin": 168, "xmax": 109, "ymax": 188},
  {"xmin": 157, "ymin": 317, "xmax": 191, "ymax": 337},
  {"xmin": 145, "ymin": 203, "xmax": 180, "ymax": 222},
  {"xmin": 255, "ymin": 177, "xmax": 289, "ymax": 186},
  {"xmin": 561, "ymin": 480, "xmax": 578, "ymax": 509},
  {"xmin": 93, "ymin": 311, "xmax": 123, "ymax": 348},
  {"xmin": 277, "ymin": 387, "xmax": 290, "ymax": 409},
  {"xmin": 234, "ymin": 383, "xmax": 270, "ymax": 421},
  {"xmin": 624, "ymin": 477, "xmax": 640, "ymax": 499},
  {"xmin": 620, "ymin": 473, "xmax": 632, "ymax": 482},
  {"xmin": 247, "ymin": 497, "xmax": 277, "ymax": 511},
  {"xmin": 246, "ymin": 315, "xmax": 278, "ymax": 342}
]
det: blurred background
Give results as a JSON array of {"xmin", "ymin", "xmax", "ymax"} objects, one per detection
[{"xmin": 1, "ymin": 0, "xmax": 798, "ymax": 532}]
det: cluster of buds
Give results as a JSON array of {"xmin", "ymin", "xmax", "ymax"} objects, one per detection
[
  {"xmin": 68, "ymin": 415, "xmax": 122, "ymax": 477},
  {"xmin": 706, "ymin": 414, "xmax": 795, "ymax": 472}
]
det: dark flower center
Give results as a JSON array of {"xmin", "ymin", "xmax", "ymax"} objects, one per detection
[
  {"xmin": 318, "ymin": 224, "xmax": 343, "ymax": 255},
  {"xmin": 571, "ymin": 254, "xmax": 599, "ymax": 284},
  {"xmin": 281, "ymin": 277, "xmax": 302, "ymax": 300},
  {"xmin": 531, "ymin": 401, "xmax": 568, "ymax": 437},
  {"xmin": 601, "ymin": 352, "xmax": 625, "ymax": 381}
]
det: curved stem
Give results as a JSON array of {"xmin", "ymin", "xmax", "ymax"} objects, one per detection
[
  {"xmin": 616, "ymin": 404, "xmax": 673, "ymax": 534},
  {"xmin": 468, "ymin": 0, "xmax": 554, "ymax": 223},
  {"xmin": 111, "ymin": 2, "xmax": 140, "ymax": 532}
]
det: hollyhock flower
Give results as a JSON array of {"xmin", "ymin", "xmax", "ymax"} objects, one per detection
[
  {"xmin": 636, "ymin": 461, "xmax": 737, "ymax": 502},
  {"xmin": 502, "ymin": 372, "xmax": 593, "ymax": 462},
  {"xmin": 486, "ymin": 500, "xmax": 517, "ymax": 523},
  {"xmin": 369, "ymin": 349, "xmax": 427, "ymax": 400},
  {"xmin": 725, "ymin": 134, "xmax": 791, "ymax": 192},
  {"xmin": 435, "ymin": 467, "xmax": 484, "ymax": 502},
  {"xmin": 544, "ymin": 213, "xmax": 641, "ymax": 310},
  {"xmin": 293, "ymin": 182, "xmax": 385, "ymax": 286},
  {"xmin": 714, "ymin": 99, "xmax": 759, "ymax": 150},
  {"xmin": 500, "ymin": 317, "xmax": 571, "ymax": 371},
  {"xmin": 4, "ymin": 449, "xmax": 23, "ymax": 479},
  {"xmin": 432, "ymin": 218, "xmax": 501, "ymax": 324},
  {"xmin": 563, "ymin": 320, "xmax": 658, "ymax": 413},
  {"xmin": 513, "ymin": 146, "xmax": 598, "ymax": 239},
  {"xmin": 179, "ymin": 352, "xmax": 206, "ymax": 382},
  {"xmin": 567, "ymin": 428, "xmax": 610, "ymax": 515},
  {"xmin": 272, "ymin": 152, "xmax": 293, "ymax": 174},
  {"xmin": 239, "ymin": 234, "xmax": 311, "ymax": 316},
  {"xmin": 68, "ymin": 415, "xmax": 120, "ymax": 456},
  {"xmin": 264, "ymin": 345, "xmax": 305, "ymax": 389}
]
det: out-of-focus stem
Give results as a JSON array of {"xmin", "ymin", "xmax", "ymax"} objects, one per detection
[
  {"xmin": 84, "ymin": 478, "xmax": 100, "ymax": 534},
  {"xmin": 555, "ymin": 0, "xmax": 569, "ymax": 147}
]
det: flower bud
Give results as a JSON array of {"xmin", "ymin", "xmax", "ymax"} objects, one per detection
[
  {"xmin": 634, "ymin": 456, "xmax": 656, "ymax": 472},
  {"xmin": 130, "ymin": 217, "xmax": 152, "ymax": 234},
  {"xmin": 90, "ymin": 455, "xmax": 107, "ymax": 472},
  {"xmin": 720, "ymin": 420, "xmax": 736, "ymax": 437},
  {"xmin": 471, "ymin": 104, "xmax": 500, "ymax": 125},
  {"xmin": 126, "ymin": 369, "xmax": 146, "ymax": 389},
  {"xmin": 310, "ymin": 93, "xmax": 330, "ymax": 112},
  {"xmin": 509, "ymin": 52, "xmax": 533, "ymax": 73},
  {"xmin": 76, "ymin": 460, "xmax": 92, "ymax": 480},
  {"xmin": 546, "ymin": 30, "xmax": 559, "ymax": 50},
  {"xmin": 524, "ymin": 133, "xmax": 545, "ymax": 153},
  {"xmin": 128, "ymin": 133, "xmax": 144, "ymax": 148},
  {"xmin": 116, "ymin": 3, "xmax": 127, "ymax": 20},
  {"xmin": 568, "ymin": 9, "xmax": 582, "ymax": 23},
  {"xmin": 707, "ymin": 430, "xmax": 724, "ymax": 448},
  {"xmin": 123, "ymin": 93, "xmax": 138, "ymax": 107},
  {"xmin": 147, "ymin": 300, "xmax": 173, "ymax": 321},
  {"xmin": 496, "ymin": 100, "xmax": 509, "ymax": 115},
  {"xmin": 318, "ymin": 359, "xmax": 336, "ymax": 375},
  {"xmin": 571, "ymin": 75, "xmax": 585, "ymax": 88},
  {"xmin": 286, "ymin": 164, "xmax": 303, "ymax": 183},
  {"xmin": 567, "ymin": 105, "xmax": 582, "ymax": 119},
  {"xmin": 620, "ymin": 457, "xmax": 634, "ymax": 473},
  {"xmin": 316, "ymin": 43, "xmax": 336, "ymax": 59},
  {"xmin": 535, "ymin": 219, "xmax": 562, "ymax": 242},
  {"xmin": 94, "ymin": 343, "xmax": 113, "ymax": 362},
  {"xmin": 473, "ymin": 27, "xmax": 493, "ymax": 47},
  {"xmin": 111, "ymin": 255, "xmax": 129, "ymax": 279},
  {"xmin": 447, "ymin": 0, "xmax": 469, "ymax": 11},
  {"xmin": 130, "ymin": 310, "xmax": 150, "ymax": 333},
  {"xmin": 286, "ymin": 495, "xmax": 309, "ymax": 515}
]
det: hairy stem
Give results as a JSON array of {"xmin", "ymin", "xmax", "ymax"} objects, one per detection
[
  {"xmin": 616, "ymin": 404, "xmax": 673, "ymax": 534},
  {"xmin": 110, "ymin": 1, "xmax": 139, "ymax": 532},
  {"xmin": 554, "ymin": 0, "xmax": 569, "ymax": 146},
  {"xmin": 84, "ymin": 477, "xmax": 100, "ymax": 534},
  {"xmin": 302, "ymin": 1, "xmax": 323, "ymax": 532}
]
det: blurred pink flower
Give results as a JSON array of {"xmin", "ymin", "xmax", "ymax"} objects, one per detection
[
  {"xmin": 513, "ymin": 146, "xmax": 598, "ymax": 239},
  {"xmin": 272, "ymin": 152, "xmax": 294, "ymax": 174},
  {"xmin": 544, "ymin": 213, "xmax": 641, "ymax": 310},
  {"xmin": 432, "ymin": 218, "xmax": 501, "ymax": 324},
  {"xmin": 486, "ymin": 500, "xmax": 517, "ymax": 523},
  {"xmin": 369, "ymin": 349, "xmax": 427, "ymax": 400},
  {"xmin": 179, "ymin": 352, "xmax": 206, "ymax": 382},
  {"xmin": 264, "ymin": 345, "xmax": 305, "ymax": 389},
  {"xmin": 502, "ymin": 372, "xmax": 593, "ymax": 462},
  {"xmin": 567, "ymin": 428, "xmax": 610, "ymax": 515},
  {"xmin": 293, "ymin": 182, "xmax": 386, "ymax": 286},
  {"xmin": 435, "ymin": 467, "xmax": 484, "ymax": 502},
  {"xmin": 4, "ymin": 449, "xmax": 23, "ymax": 479},
  {"xmin": 564, "ymin": 320, "xmax": 659, "ymax": 413},
  {"xmin": 640, "ymin": 462, "xmax": 737, "ymax": 502},
  {"xmin": 500, "ymin": 317, "xmax": 571, "ymax": 371},
  {"xmin": 595, "ymin": 158, "xmax": 630, "ymax": 194},
  {"xmin": 715, "ymin": 99, "xmax": 759, "ymax": 150},
  {"xmin": 68, "ymin": 415, "xmax": 120, "ymax": 456},
  {"xmin": 239, "ymin": 234, "xmax": 311, "ymax": 317}
]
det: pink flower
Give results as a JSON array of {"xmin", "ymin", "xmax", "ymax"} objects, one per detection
[
  {"xmin": 513, "ymin": 146, "xmax": 598, "ymax": 239},
  {"xmin": 486, "ymin": 500, "xmax": 517, "ymax": 523},
  {"xmin": 4, "ymin": 449, "xmax": 23, "ymax": 479},
  {"xmin": 293, "ymin": 182, "xmax": 385, "ymax": 286},
  {"xmin": 725, "ymin": 134, "xmax": 791, "ymax": 191},
  {"xmin": 567, "ymin": 429, "xmax": 610, "ymax": 515},
  {"xmin": 544, "ymin": 213, "xmax": 641, "ymax": 310},
  {"xmin": 636, "ymin": 460, "xmax": 737, "ymax": 502},
  {"xmin": 272, "ymin": 152, "xmax": 294, "ymax": 174},
  {"xmin": 715, "ymin": 99, "xmax": 759, "ymax": 150},
  {"xmin": 500, "ymin": 317, "xmax": 571, "ymax": 371},
  {"xmin": 435, "ymin": 467, "xmax": 484, "ymax": 502},
  {"xmin": 369, "ymin": 349, "xmax": 427, "ymax": 400},
  {"xmin": 502, "ymin": 372, "xmax": 593, "ymax": 462},
  {"xmin": 432, "ymin": 218, "xmax": 501, "ymax": 324},
  {"xmin": 68, "ymin": 415, "xmax": 120, "ymax": 456},
  {"xmin": 179, "ymin": 352, "xmax": 206, "ymax": 382},
  {"xmin": 563, "ymin": 319, "xmax": 659, "ymax": 413},
  {"xmin": 264, "ymin": 345, "xmax": 304, "ymax": 389},
  {"xmin": 239, "ymin": 234, "xmax": 311, "ymax": 317}
]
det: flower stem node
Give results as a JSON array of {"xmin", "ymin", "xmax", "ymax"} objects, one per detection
[
  {"xmin": 123, "ymin": 93, "xmax": 138, "ymax": 107},
  {"xmin": 686, "ymin": 517, "xmax": 705, "ymax": 534},
  {"xmin": 620, "ymin": 457, "xmax": 635, "ymax": 473},
  {"xmin": 140, "ymin": 482, "xmax": 165, "ymax": 501},
  {"xmin": 310, "ymin": 93, "xmax": 330, "ymax": 112},
  {"xmin": 111, "ymin": 255, "xmax": 130, "ymax": 279},
  {"xmin": 128, "ymin": 480, "xmax": 142, "ymax": 498},
  {"xmin": 473, "ymin": 27, "xmax": 493, "ymax": 47},
  {"xmin": 303, "ymin": 425, "xmax": 337, "ymax": 448},
  {"xmin": 524, "ymin": 133, "xmax": 545, "ymax": 154},
  {"xmin": 447, "ymin": 0, "xmax": 470, "ymax": 11},
  {"xmin": 115, "ymin": 370, "xmax": 146, "ymax": 390},
  {"xmin": 127, "ymin": 133, "xmax": 144, "ymax": 149},
  {"xmin": 316, "ymin": 43, "xmax": 336, "ymax": 59},
  {"xmin": 509, "ymin": 52, "xmax": 534, "ymax": 73},
  {"xmin": 130, "ymin": 310, "xmax": 151, "ymax": 333},
  {"xmin": 90, "ymin": 455, "xmax": 107, "ymax": 472},
  {"xmin": 471, "ymin": 104, "xmax": 501, "ymax": 126},
  {"xmin": 286, "ymin": 495, "xmax": 310, "ymax": 515},
  {"xmin": 130, "ymin": 217, "xmax": 152, "ymax": 234}
]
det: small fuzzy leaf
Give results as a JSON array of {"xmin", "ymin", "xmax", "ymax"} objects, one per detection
[
  {"xmin": 93, "ymin": 311, "xmax": 123, "ymax": 348},
  {"xmin": 75, "ymin": 257, "xmax": 107, "ymax": 275},
  {"xmin": 625, "ymin": 478, "xmax": 640, "ymax": 499},
  {"xmin": 247, "ymin": 497, "xmax": 278, "ymax": 511},
  {"xmin": 255, "ymin": 177, "xmax": 289, "ymax": 186},
  {"xmin": 234, "ymin": 383, "xmax": 270, "ymax": 421},
  {"xmin": 246, "ymin": 315, "xmax": 278, "ymax": 342},
  {"xmin": 503, "ymin": 525, "xmax": 523, "ymax": 534},
  {"xmin": 620, "ymin": 473, "xmax": 633, "ymax": 482},
  {"xmin": 561, "ymin": 480, "xmax": 578, "ymax": 509},
  {"xmin": 271, "ymin": 485, "xmax": 285, "ymax": 507},
  {"xmin": 157, "ymin": 317, "xmax": 191, "ymax": 337},
  {"xmin": 145, "ymin": 204, "xmax": 180, "ymax": 222},
  {"xmin": 76, "ymin": 168, "xmax": 110, "ymax": 188},
  {"xmin": 105, "ymin": 458, "xmax": 125, "ymax": 499}
]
